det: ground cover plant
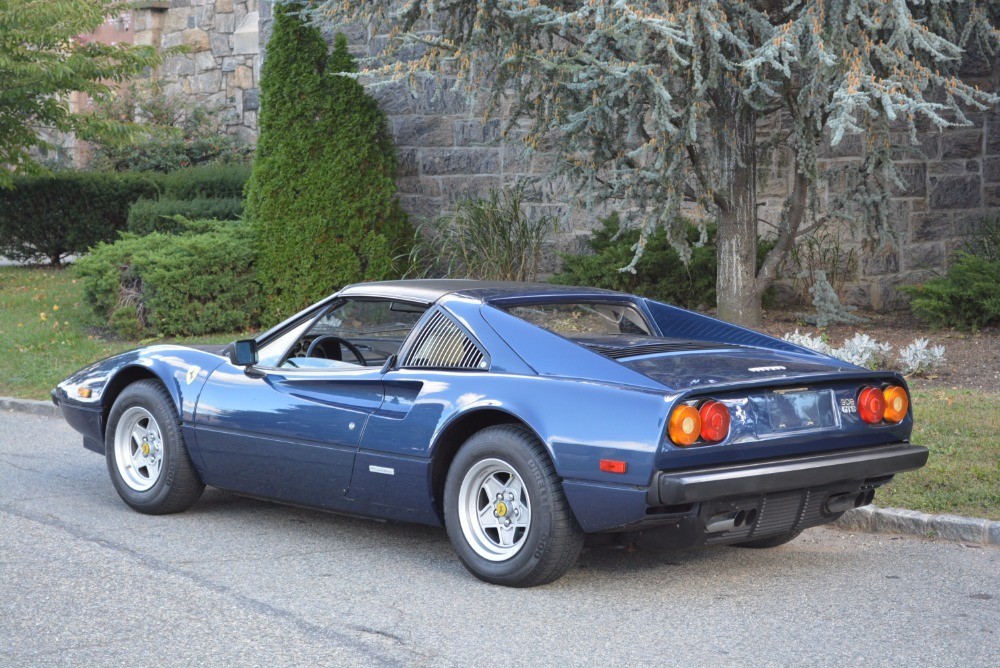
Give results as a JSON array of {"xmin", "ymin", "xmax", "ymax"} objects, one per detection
[{"xmin": 74, "ymin": 220, "xmax": 259, "ymax": 338}]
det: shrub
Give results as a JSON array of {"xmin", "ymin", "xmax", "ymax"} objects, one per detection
[
  {"xmin": 86, "ymin": 79, "xmax": 252, "ymax": 173},
  {"xmin": 0, "ymin": 171, "xmax": 160, "ymax": 265},
  {"xmin": 244, "ymin": 9, "xmax": 411, "ymax": 324},
  {"xmin": 551, "ymin": 214, "xmax": 729, "ymax": 309},
  {"xmin": 834, "ymin": 333, "xmax": 893, "ymax": 370},
  {"xmin": 897, "ymin": 339, "xmax": 947, "ymax": 376},
  {"xmin": 74, "ymin": 220, "xmax": 259, "ymax": 338},
  {"xmin": 161, "ymin": 164, "xmax": 251, "ymax": 200},
  {"xmin": 410, "ymin": 184, "xmax": 554, "ymax": 281},
  {"xmin": 783, "ymin": 330, "xmax": 948, "ymax": 377},
  {"xmin": 903, "ymin": 252, "xmax": 1000, "ymax": 330},
  {"xmin": 128, "ymin": 197, "xmax": 244, "ymax": 235}
]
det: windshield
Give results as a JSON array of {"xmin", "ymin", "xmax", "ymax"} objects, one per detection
[{"xmin": 502, "ymin": 302, "xmax": 652, "ymax": 338}]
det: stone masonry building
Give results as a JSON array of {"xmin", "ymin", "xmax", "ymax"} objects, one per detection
[{"xmin": 132, "ymin": 1, "xmax": 999, "ymax": 311}]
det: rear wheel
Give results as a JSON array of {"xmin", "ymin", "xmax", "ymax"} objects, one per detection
[
  {"xmin": 734, "ymin": 530, "xmax": 802, "ymax": 549},
  {"xmin": 105, "ymin": 380, "xmax": 204, "ymax": 514},
  {"xmin": 444, "ymin": 425, "xmax": 584, "ymax": 587}
]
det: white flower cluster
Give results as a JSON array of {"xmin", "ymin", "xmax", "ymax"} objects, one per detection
[{"xmin": 782, "ymin": 330, "xmax": 947, "ymax": 377}]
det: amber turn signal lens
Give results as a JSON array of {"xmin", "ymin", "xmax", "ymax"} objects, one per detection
[
  {"xmin": 698, "ymin": 400, "xmax": 730, "ymax": 443},
  {"xmin": 883, "ymin": 385, "xmax": 908, "ymax": 423},
  {"xmin": 668, "ymin": 404, "xmax": 701, "ymax": 446},
  {"xmin": 599, "ymin": 459, "xmax": 627, "ymax": 474},
  {"xmin": 858, "ymin": 386, "xmax": 886, "ymax": 424}
]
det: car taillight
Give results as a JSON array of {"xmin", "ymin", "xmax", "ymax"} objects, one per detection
[
  {"xmin": 858, "ymin": 386, "xmax": 886, "ymax": 424},
  {"xmin": 699, "ymin": 400, "xmax": 730, "ymax": 443},
  {"xmin": 668, "ymin": 404, "xmax": 701, "ymax": 446},
  {"xmin": 883, "ymin": 385, "xmax": 909, "ymax": 423}
]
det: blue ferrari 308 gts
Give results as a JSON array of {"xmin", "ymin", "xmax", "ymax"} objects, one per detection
[{"xmin": 53, "ymin": 280, "xmax": 928, "ymax": 586}]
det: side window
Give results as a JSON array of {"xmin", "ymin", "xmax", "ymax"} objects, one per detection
[
  {"xmin": 401, "ymin": 310, "xmax": 488, "ymax": 370},
  {"xmin": 279, "ymin": 300, "xmax": 426, "ymax": 370}
]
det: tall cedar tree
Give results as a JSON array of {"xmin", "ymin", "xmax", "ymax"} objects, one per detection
[
  {"xmin": 309, "ymin": 0, "xmax": 999, "ymax": 327},
  {"xmin": 245, "ymin": 5, "xmax": 410, "ymax": 323},
  {"xmin": 0, "ymin": 0, "xmax": 159, "ymax": 187}
]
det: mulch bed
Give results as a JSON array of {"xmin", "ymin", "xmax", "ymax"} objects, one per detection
[{"xmin": 756, "ymin": 308, "xmax": 1000, "ymax": 393}]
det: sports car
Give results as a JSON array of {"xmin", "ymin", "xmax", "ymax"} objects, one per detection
[{"xmin": 53, "ymin": 280, "xmax": 928, "ymax": 586}]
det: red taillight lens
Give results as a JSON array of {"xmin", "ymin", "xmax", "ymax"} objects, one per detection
[
  {"xmin": 858, "ymin": 387, "xmax": 886, "ymax": 424},
  {"xmin": 883, "ymin": 385, "xmax": 909, "ymax": 423},
  {"xmin": 698, "ymin": 400, "xmax": 730, "ymax": 443},
  {"xmin": 668, "ymin": 404, "xmax": 701, "ymax": 446}
]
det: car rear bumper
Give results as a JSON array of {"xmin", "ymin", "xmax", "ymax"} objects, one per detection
[{"xmin": 648, "ymin": 443, "xmax": 928, "ymax": 506}]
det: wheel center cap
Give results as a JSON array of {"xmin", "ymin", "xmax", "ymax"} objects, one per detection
[
  {"xmin": 141, "ymin": 441, "xmax": 150, "ymax": 456},
  {"xmin": 495, "ymin": 501, "xmax": 508, "ymax": 517}
]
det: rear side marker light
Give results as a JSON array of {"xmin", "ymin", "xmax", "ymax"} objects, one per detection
[
  {"xmin": 698, "ymin": 400, "xmax": 730, "ymax": 443},
  {"xmin": 883, "ymin": 385, "xmax": 909, "ymax": 423},
  {"xmin": 599, "ymin": 459, "xmax": 627, "ymax": 474},
  {"xmin": 668, "ymin": 404, "xmax": 701, "ymax": 446},
  {"xmin": 858, "ymin": 387, "xmax": 886, "ymax": 424}
]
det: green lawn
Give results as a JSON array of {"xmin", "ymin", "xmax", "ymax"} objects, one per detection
[
  {"xmin": 0, "ymin": 266, "xmax": 245, "ymax": 400},
  {"xmin": 1, "ymin": 266, "xmax": 996, "ymax": 520},
  {"xmin": 878, "ymin": 389, "xmax": 999, "ymax": 521}
]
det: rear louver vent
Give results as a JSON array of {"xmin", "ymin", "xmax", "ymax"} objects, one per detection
[{"xmin": 403, "ymin": 311, "xmax": 486, "ymax": 370}]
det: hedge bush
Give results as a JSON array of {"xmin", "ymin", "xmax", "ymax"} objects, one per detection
[
  {"xmin": 0, "ymin": 171, "xmax": 160, "ymax": 265},
  {"xmin": 127, "ymin": 196, "xmax": 244, "ymax": 235},
  {"xmin": 161, "ymin": 164, "xmax": 251, "ymax": 200},
  {"xmin": 244, "ymin": 7, "xmax": 411, "ymax": 324},
  {"xmin": 551, "ymin": 214, "xmax": 774, "ymax": 310},
  {"xmin": 903, "ymin": 252, "xmax": 1000, "ymax": 330},
  {"xmin": 74, "ymin": 220, "xmax": 259, "ymax": 338}
]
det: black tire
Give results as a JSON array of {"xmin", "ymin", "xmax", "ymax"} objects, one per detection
[
  {"xmin": 734, "ymin": 530, "xmax": 802, "ymax": 549},
  {"xmin": 443, "ymin": 425, "xmax": 584, "ymax": 587},
  {"xmin": 105, "ymin": 380, "xmax": 204, "ymax": 514}
]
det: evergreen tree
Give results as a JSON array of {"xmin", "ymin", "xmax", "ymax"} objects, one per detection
[
  {"xmin": 0, "ymin": 0, "xmax": 159, "ymax": 187},
  {"xmin": 309, "ymin": 0, "xmax": 999, "ymax": 326},
  {"xmin": 245, "ymin": 4, "xmax": 410, "ymax": 323}
]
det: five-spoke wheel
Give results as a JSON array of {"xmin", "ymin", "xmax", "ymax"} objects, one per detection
[
  {"xmin": 444, "ymin": 425, "xmax": 584, "ymax": 587},
  {"xmin": 105, "ymin": 380, "xmax": 204, "ymax": 515},
  {"xmin": 457, "ymin": 458, "xmax": 532, "ymax": 561},
  {"xmin": 113, "ymin": 406, "xmax": 164, "ymax": 492}
]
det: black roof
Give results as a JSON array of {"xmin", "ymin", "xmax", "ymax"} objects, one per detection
[{"xmin": 337, "ymin": 279, "xmax": 624, "ymax": 304}]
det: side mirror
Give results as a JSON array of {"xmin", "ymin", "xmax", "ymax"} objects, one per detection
[{"xmin": 227, "ymin": 339, "xmax": 258, "ymax": 367}]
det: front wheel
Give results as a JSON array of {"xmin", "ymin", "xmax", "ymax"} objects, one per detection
[
  {"xmin": 105, "ymin": 380, "xmax": 204, "ymax": 514},
  {"xmin": 444, "ymin": 425, "xmax": 584, "ymax": 587}
]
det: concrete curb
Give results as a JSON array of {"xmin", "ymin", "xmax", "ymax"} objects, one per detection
[
  {"xmin": 1, "ymin": 397, "xmax": 60, "ymax": 418},
  {"xmin": 3, "ymin": 398, "xmax": 996, "ymax": 546},
  {"xmin": 834, "ymin": 505, "xmax": 999, "ymax": 546}
]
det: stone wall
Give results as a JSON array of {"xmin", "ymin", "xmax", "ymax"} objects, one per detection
[
  {"xmin": 134, "ymin": 1, "xmax": 260, "ymax": 141},
  {"xmin": 270, "ymin": 2, "xmax": 1000, "ymax": 310}
]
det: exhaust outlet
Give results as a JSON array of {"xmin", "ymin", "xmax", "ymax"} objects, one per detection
[
  {"xmin": 706, "ymin": 510, "xmax": 746, "ymax": 533},
  {"xmin": 825, "ymin": 492, "xmax": 856, "ymax": 514}
]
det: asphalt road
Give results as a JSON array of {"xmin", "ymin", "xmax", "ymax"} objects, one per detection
[{"xmin": 1, "ymin": 410, "xmax": 997, "ymax": 667}]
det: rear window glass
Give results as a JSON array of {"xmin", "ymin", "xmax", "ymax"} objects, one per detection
[{"xmin": 503, "ymin": 303, "xmax": 651, "ymax": 337}]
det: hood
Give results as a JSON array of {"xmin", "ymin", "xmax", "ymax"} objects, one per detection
[{"xmin": 575, "ymin": 336, "xmax": 854, "ymax": 389}]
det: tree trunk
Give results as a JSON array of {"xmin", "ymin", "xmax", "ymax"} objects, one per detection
[{"xmin": 713, "ymin": 86, "xmax": 761, "ymax": 328}]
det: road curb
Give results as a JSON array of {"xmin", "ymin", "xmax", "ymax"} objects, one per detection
[
  {"xmin": 834, "ymin": 505, "xmax": 999, "ymax": 546},
  {"xmin": 3, "ymin": 397, "xmax": 996, "ymax": 546},
  {"xmin": 1, "ymin": 397, "xmax": 60, "ymax": 418}
]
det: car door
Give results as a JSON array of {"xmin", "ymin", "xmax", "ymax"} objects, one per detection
[{"xmin": 191, "ymin": 298, "xmax": 426, "ymax": 510}]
